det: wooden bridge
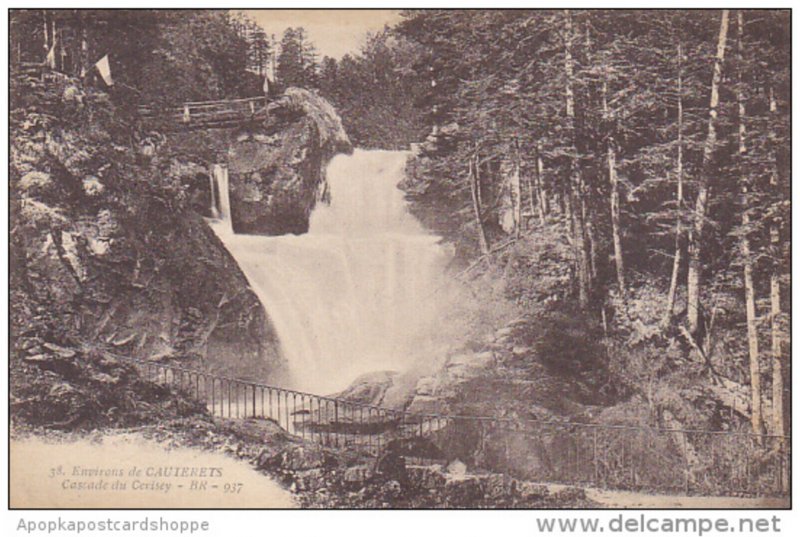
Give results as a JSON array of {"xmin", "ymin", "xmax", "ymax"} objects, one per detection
[
  {"xmin": 14, "ymin": 61, "xmax": 271, "ymax": 132},
  {"xmin": 137, "ymin": 96, "xmax": 270, "ymax": 131}
]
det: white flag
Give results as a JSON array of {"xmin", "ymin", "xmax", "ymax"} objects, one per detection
[
  {"xmin": 45, "ymin": 42, "xmax": 57, "ymax": 69},
  {"xmin": 95, "ymin": 55, "xmax": 113, "ymax": 86}
]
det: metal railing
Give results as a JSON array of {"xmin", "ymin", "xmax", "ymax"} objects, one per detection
[{"xmin": 119, "ymin": 354, "xmax": 789, "ymax": 497}]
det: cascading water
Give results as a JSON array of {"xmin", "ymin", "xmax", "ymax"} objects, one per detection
[
  {"xmin": 210, "ymin": 164, "xmax": 231, "ymax": 231},
  {"xmin": 209, "ymin": 150, "xmax": 451, "ymax": 394}
]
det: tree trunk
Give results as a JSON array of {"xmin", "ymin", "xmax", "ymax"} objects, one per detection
[
  {"xmin": 768, "ymin": 87, "xmax": 785, "ymax": 439},
  {"xmin": 52, "ymin": 17, "xmax": 58, "ymax": 70},
  {"xmin": 603, "ymin": 75, "xmax": 625, "ymax": 292},
  {"xmin": 585, "ymin": 208, "xmax": 598, "ymax": 283},
  {"xmin": 686, "ymin": 9, "xmax": 729, "ymax": 335},
  {"xmin": 79, "ymin": 12, "xmax": 89, "ymax": 79},
  {"xmin": 469, "ymin": 153, "xmax": 490, "ymax": 255},
  {"xmin": 42, "ymin": 10, "xmax": 49, "ymax": 52},
  {"xmin": 564, "ymin": 190, "xmax": 574, "ymax": 244},
  {"xmin": 735, "ymin": 11, "xmax": 764, "ymax": 435},
  {"xmin": 534, "ymin": 141, "xmax": 547, "ymax": 224},
  {"xmin": 564, "ymin": 9, "xmax": 591, "ymax": 308},
  {"xmin": 526, "ymin": 163, "xmax": 539, "ymax": 225},
  {"xmin": 664, "ymin": 42, "xmax": 685, "ymax": 325},
  {"xmin": 511, "ymin": 139, "xmax": 523, "ymax": 238}
]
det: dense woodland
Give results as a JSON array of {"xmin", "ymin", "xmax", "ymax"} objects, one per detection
[
  {"xmin": 10, "ymin": 10, "xmax": 273, "ymax": 104},
  {"xmin": 10, "ymin": 9, "xmax": 791, "ymax": 439},
  {"xmin": 308, "ymin": 10, "xmax": 792, "ymax": 438}
]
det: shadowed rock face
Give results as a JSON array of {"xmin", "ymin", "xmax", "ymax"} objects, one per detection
[
  {"xmin": 9, "ymin": 72, "xmax": 284, "ymax": 425},
  {"xmin": 227, "ymin": 88, "xmax": 352, "ymax": 235}
]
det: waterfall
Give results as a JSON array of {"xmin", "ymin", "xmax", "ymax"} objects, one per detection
[
  {"xmin": 211, "ymin": 164, "xmax": 232, "ymax": 231},
  {"xmin": 210, "ymin": 149, "xmax": 450, "ymax": 394},
  {"xmin": 209, "ymin": 167, "xmax": 219, "ymax": 219}
]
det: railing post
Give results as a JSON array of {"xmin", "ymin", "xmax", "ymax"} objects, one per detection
[
  {"xmin": 683, "ymin": 433, "xmax": 690, "ymax": 495},
  {"xmin": 593, "ymin": 427, "xmax": 599, "ymax": 485},
  {"xmin": 334, "ymin": 401, "xmax": 339, "ymax": 447},
  {"xmin": 183, "ymin": 104, "xmax": 190, "ymax": 124},
  {"xmin": 300, "ymin": 395, "xmax": 305, "ymax": 440},
  {"xmin": 268, "ymin": 388, "xmax": 273, "ymax": 421},
  {"xmin": 211, "ymin": 378, "xmax": 215, "ymax": 417},
  {"xmin": 285, "ymin": 392, "xmax": 290, "ymax": 433}
]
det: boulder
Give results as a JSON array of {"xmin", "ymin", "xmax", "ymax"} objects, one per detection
[
  {"xmin": 551, "ymin": 486, "xmax": 587, "ymax": 503},
  {"xmin": 42, "ymin": 342, "xmax": 77, "ymax": 358},
  {"xmin": 406, "ymin": 465, "xmax": 447, "ymax": 490},
  {"xmin": 483, "ymin": 474, "xmax": 514, "ymax": 499},
  {"xmin": 512, "ymin": 480, "xmax": 549, "ymax": 499},
  {"xmin": 343, "ymin": 464, "xmax": 373, "ymax": 485},
  {"xmin": 414, "ymin": 376, "xmax": 438, "ymax": 397},
  {"xmin": 444, "ymin": 475, "xmax": 484, "ymax": 504},
  {"xmin": 407, "ymin": 395, "xmax": 447, "ymax": 415},
  {"xmin": 291, "ymin": 468, "xmax": 326, "ymax": 492},
  {"xmin": 278, "ymin": 445, "xmax": 330, "ymax": 471},
  {"xmin": 333, "ymin": 370, "xmax": 396, "ymax": 406},
  {"xmin": 90, "ymin": 372, "xmax": 120, "ymax": 385},
  {"xmin": 226, "ymin": 88, "xmax": 351, "ymax": 235},
  {"xmin": 495, "ymin": 327, "xmax": 514, "ymax": 338},
  {"xmin": 373, "ymin": 449, "xmax": 407, "ymax": 483},
  {"xmin": 24, "ymin": 353, "xmax": 81, "ymax": 378},
  {"xmin": 445, "ymin": 458, "xmax": 467, "ymax": 477},
  {"xmin": 512, "ymin": 345, "xmax": 532, "ymax": 356},
  {"xmin": 447, "ymin": 352, "xmax": 493, "ymax": 370}
]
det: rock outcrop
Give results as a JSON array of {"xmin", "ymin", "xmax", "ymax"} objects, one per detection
[
  {"xmin": 9, "ymin": 69, "xmax": 284, "ymax": 429},
  {"xmin": 227, "ymin": 88, "xmax": 352, "ymax": 235}
]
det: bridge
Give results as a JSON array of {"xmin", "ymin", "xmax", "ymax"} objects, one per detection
[
  {"xmin": 15, "ymin": 61, "xmax": 272, "ymax": 132},
  {"xmin": 116, "ymin": 353, "xmax": 789, "ymax": 498},
  {"xmin": 137, "ymin": 96, "xmax": 270, "ymax": 131}
]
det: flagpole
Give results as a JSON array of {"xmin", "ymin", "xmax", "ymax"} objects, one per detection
[
  {"xmin": 52, "ymin": 17, "xmax": 57, "ymax": 69},
  {"xmin": 42, "ymin": 10, "xmax": 49, "ymax": 54}
]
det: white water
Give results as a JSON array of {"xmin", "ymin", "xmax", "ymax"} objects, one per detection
[
  {"xmin": 211, "ymin": 164, "xmax": 231, "ymax": 230},
  {"xmin": 210, "ymin": 150, "xmax": 451, "ymax": 394}
]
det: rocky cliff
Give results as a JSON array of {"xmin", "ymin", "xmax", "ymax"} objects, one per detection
[{"xmin": 9, "ymin": 71, "xmax": 283, "ymax": 428}]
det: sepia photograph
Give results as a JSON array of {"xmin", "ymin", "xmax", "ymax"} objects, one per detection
[{"xmin": 6, "ymin": 6, "xmax": 791, "ymax": 512}]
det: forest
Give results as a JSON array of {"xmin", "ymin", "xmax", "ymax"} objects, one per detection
[
  {"xmin": 10, "ymin": 10, "xmax": 272, "ymax": 104},
  {"xmin": 308, "ymin": 10, "xmax": 791, "ymax": 439},
  {"xmin": 10, "ymin": 7, "xmax": 791, "ymax": 438},
  {"xmin": 8, "ymin": 8, "xmax": 791, "ymax": 507}
]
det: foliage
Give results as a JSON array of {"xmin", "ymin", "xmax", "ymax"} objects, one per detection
[
  {"xmin": 10, "ymin": 10, "xmax": 270, "ymax": 105},
  {"xmin": 276, "ymin": 27, "xmax": 319, "ymax": 90},
  {"xmin": 390, "ymin": 9, "xmax": 789, "ymax": 435}
]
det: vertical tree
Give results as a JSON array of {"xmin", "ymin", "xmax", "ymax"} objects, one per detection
[
  {"xmin": 734, "ymin": 11, "xmax": 763, "ymax": 435},
  {"xmin": 768, "ymin": 86, "xmax": 785, "ymax": 438},
  {"xmin": 664, "ymin": 41, "xmax": 685, "ymax": 325},
  {"xmin": 511, "ymin": 139, "xmax": 523, "ymax": 237},
  {"xmin": 276, "ymin": 27, "xmax": 318, "ymax": 89},
  {"xmin": 602, "ymin": 60, "xmax": 625, "ymax": 292},
  {"xmin": 563, "ymin": 10, "xmax": 591, "ymax": 308},
  {"xmin": 470, "ymin": 150, "xmax": 491, "ymax": 255},
  {"xmin": 686, "ymin": 9, "xmax": 729, "ymax": 336}
]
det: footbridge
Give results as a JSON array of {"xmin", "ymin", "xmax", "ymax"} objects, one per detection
[{"xmin": 137, "ymin": 96, "xmax": 270, "ymax": 131}]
